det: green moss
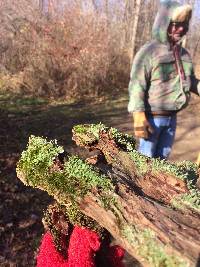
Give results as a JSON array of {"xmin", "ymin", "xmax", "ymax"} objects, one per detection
[
  {"xmin": 169, "ymin": 162, "xmax": 200, "ymax": 211},
  {"xmin": 171, "ymin": 185, "xmax": 200, "ymax": 212},
  {"xmin": 152, "ymin": 160, "xmax": 198, "ymax": 182},
  {"xmin": 128, "ymin": 150, "xmax": 200, "ymax": 211},
  {"xmin": 122, "ymin": 225, "xmax": 189, "ymax": 267},
  {"xmin": 17, "ymin": 135, "xmax": 64, "ymax": 187},
  {"xmin": 73, "ymin": 123, "xmax": 107, "ymax": 145},
  {"xmin": 73, "ymin": 123, "xmax": 136, "ymax": 151},
  {"xmin": 129, "ymin": 149, "xmax": 199, "ymax": 183},
  {"xmin": 109, "ymin": 127, "xmax": 136, "ymax": 152},
  {"xmin": 17, "ymin": 135, "xmax": 115, "ymax": 208},
  {"xmin": 129, "ymin": 151, "xmax": 149, "ymax": 175}
]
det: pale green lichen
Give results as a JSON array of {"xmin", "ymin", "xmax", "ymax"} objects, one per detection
[
  {"xmin": 122, "ymin": 225, "xmax": 189, "ymax": 267},
  {"xmin": 63, "ymin": 155, "xmax": 115, "ymax": 202},
  {"xmin": 169, "ymin": 162, "xmax": 200, "ymax": 211}
]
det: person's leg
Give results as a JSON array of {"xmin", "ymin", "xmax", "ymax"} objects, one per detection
[{"xmin": 154, "ymin": 115, "xmax": 177, "ymax": 159}]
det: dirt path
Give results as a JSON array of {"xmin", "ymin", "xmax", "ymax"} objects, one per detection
[{"xmin": 170, "ymin": 96, "xmax": 200, "ymax": 162}]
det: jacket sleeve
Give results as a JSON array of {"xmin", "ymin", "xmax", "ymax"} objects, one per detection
[{"xmin": 128, "ymin": 45, "xmax": 152, "ymax": 113}]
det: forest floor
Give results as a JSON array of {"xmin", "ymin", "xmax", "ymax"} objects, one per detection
[{"xmin": 0, "ymin": 92, "xmax": 200, "ymax": 266}]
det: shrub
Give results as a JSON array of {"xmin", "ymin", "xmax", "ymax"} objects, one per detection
[{"xmin": 0, "ymin": 0, "xmax": 129, "ymax": 100}]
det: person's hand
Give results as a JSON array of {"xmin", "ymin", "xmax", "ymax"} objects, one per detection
[{"xmin": 133, "ymin": 112, "xmax": 154, "ymax": 139}]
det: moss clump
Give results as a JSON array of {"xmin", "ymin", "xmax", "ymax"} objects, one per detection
[
  {"xmin": 109, "ymin": 127, "xmax": 136, "ymax": 152},
  {"xmin": 172, "ymin": 188, "xmax": 200, "ymax": 212},
  {"xmin": 73, "ymin": 123, "xmax": 107, "ymax": 145},
  {"xmin": 73, "ymin": 123, "xmax": 136, "ymax": 151},
  {"xmin": 128, "ymin": 150, "xmax": 200, "ymax": 211},
  {"xmin": 63, "ymin": 155, "xmax": 115, "ymax": 206},
  {"xmin": 129, "ymin": 151, "xmax": 149, "ymax": 175},
  {"xmin": 17, "ymin": 135, "xmax": 64, "ymax": 187},
  {"xmin": 129, "ymin": 150, "xmax": 199, "ymax": 182},
  {"xmin": 169, "ymin": 161, "xmax": 200, "ymax": 211},
  {"xmin": 17, "ymin": 135, "xmax": 115, "ymax": 208},
  {"xmin": 122, "ymin": 225, "xmax": 189, "ymax": 267},
  {"xmin": 152, "ymin": 160, "xmax": 198, "ymax": 182}
]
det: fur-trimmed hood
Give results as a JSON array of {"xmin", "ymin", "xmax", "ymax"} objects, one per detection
[{"xmin": 152, "ymin": 1, "xmax": 192, "ymax": 44}]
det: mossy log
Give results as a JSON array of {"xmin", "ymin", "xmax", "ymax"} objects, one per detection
[{"xmin": 16, "ymin": 124, "xmax": 200, "ymax": 267}]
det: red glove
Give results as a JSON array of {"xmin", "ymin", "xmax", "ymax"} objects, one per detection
[
  {"xmin": 37, "ymin": 227, "xmax": 100, "ymax": 267},
  {"xmin": 36, "ymin": 232, "xmax": 68, "ymax": 267},
  {"xmin": 107, "ymin": 245, "xmax": 125, "ymax": 267},
  {"xmin": 68, "ymin": 226, "xmax": 101, "ymax": 267}
]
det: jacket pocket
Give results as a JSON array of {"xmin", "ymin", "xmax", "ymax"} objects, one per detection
[
  {"xmin": 152, "ymin": 54, "xmax": 177, "ymax": 82},
  {"xmin": 181, "ymin": 55, "xmax": 193, "ymax": 76}
]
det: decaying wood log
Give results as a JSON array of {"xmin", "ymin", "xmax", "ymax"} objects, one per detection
[{"xmin": 16, "ymin": 124, "xmax": 200, "ymax": 267}]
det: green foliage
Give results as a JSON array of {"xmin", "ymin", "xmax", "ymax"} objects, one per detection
[
  {"xmin": 122, "ymin": 225, "xmax": 189, "ymax": 267},
  {"xmin": 169, "ymin": 161, "xmax": 200, "ymax": 211},
  {"xmin": 73, "ymin": 123, "xmax": 107, "ymax": 145},
  {"xmin": 152, "ymin": 160, "xmax": 198, "ymax": 182},
  {"xmin": 172, "ymin": 188, "xmax": 200, "ymax": 212}
]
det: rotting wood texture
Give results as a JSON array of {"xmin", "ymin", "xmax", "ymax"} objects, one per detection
[{"xmin": 17, "ymin": 123, "xmax": 200, "ymax": 267}]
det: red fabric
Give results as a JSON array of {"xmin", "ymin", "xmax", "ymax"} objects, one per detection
[
  {"xmin": 68, "ymin": 226, "xmax": 100, "ymax": 267},
  {"xmin": 36, "ymin": 227, "xmax": 125, "ymax": 267},
  {"xmin": 36, "ymin": 232, "xmax": 68, "ymax": 267},
  {"xmin": 107, "ymin": 245, "xmax": 125, "ymax": 267}
]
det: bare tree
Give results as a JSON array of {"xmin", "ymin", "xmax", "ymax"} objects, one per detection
[{"xmin": 129, "ymin": 0, "xmax": 142, "ymax": 63}]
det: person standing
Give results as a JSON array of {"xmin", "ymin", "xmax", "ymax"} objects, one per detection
[{"xmin": 128, "ymin": 0, "xmax": 200, "ymax": 159}]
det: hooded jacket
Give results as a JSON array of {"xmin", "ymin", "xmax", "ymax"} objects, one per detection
[{"xmin": 128, "ymin": 0, "xmax": 200, "ymax": 113}]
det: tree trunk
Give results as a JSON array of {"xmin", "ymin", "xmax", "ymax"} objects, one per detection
[
  {"xmin": 39, "ymin": 0, "xmax": 49, "ymax": 14},
  {"xmin": 16, "ymin": 124, "xmax": 200, "ymax": 267},
  {"xmin": 129, "ymin": 0, "xmax": 142, "ymax": 64}
]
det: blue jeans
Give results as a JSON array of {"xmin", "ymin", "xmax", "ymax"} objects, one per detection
[{"xmin": 138, "ymin": 115, "xmax": 177, "ymax": 159}]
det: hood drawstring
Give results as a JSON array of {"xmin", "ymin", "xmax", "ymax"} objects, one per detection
[{"xmin": 173, "ymin": 45, "xmax": 186, "ymax": 81}]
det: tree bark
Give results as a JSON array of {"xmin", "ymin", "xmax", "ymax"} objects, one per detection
[
  {"xmin": 129, "ymin": 0, "xmax": 142, "ymax": 64},
  {"xmin": 16, "ymin": 124, "xmax": 200, "ymax": 267}
]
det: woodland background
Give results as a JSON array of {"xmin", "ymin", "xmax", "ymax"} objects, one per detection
[
  {"xmin": 1, "ymin": 0, "xmax": 200, "ymax": 266},
  {"xmin": 1, "ymin": 0, "xmax": 200, "ymax": 100}
]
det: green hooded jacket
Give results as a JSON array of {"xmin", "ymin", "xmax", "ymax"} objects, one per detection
[{"xmin": 128, "ymin": 0, "xmax": 200, "ymax": 113}]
